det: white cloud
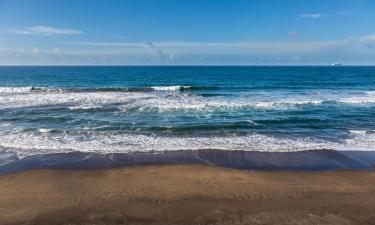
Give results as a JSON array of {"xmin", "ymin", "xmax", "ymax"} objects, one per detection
[
  {"xmin": 338, "ymin": 10, "xmax": 353, "ymax": 15},
  {"xmin": 299, "ymin": 13, "xmax": 321, "ymax": 19},
  {"xmin": 288, "ymin": 32, "xmax": 298, "ymax": 38},
  {"xmin": 69, "ymin": 34, "xmax": 375, "ymax": 56},
  {"xmin": 78, "ymin": 40, "xmax": 341, "ymax": 55},
  {"xmin": 7, "ymin": 26, "xmax": 82, "ymax": 36},
  {"xmin": 357, "ymin": 34, "xmax": 375, "ymax": 42},
  {"xmin": 73, "ymin": 41, "xmax": 144, "ymax": 47},
  {"xmin": 353, "ymin": 34, "xmax": 375, "ymax": 48},
  {"xmin": 144, "ymin": 42, "xmax": 176, "ymax": 62},
  {"xmin": 145, "ymin": 42, "xmax": 165, "ymax": 59},
  {"xmin": 52, "ymin": 48, "xmax": 62, "ymax": 54}
]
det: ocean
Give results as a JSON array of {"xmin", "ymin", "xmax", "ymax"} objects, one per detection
[{"xmin": 1, "ymin": 66, "xmax": 375, "ymax": 165}]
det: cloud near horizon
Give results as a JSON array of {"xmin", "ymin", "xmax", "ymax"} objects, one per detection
[
  {"xmin": 1, "ymin": 34, "xmax": 375, "ymax": 65},
  {"xmin": 144, "ymin": 42, "xmax": 176, "ymax": 62},
  {"xmin": 6, "ymin": 26, "xmax": 82, "ymax": 36},
  {"xmin": 299, "ymin": 13, "xmax": 321, "ymax": 18},
  {"xmin": 288, "ymin": 32, "xmax": 298, "ymax": 38},
  {"xmin": 337, "ymin": 10, "xmax": 354, "ymax": 15}
]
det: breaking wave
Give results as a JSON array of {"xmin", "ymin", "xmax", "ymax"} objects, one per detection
[
  {"xmin": 0, "ymin": 130, "xmax": 375, "ymax": 158},
  {"xmin": 1, "ymin": 87, "xmax": 375, "ymax": 112},
  {"xmin": 0, "ymin": 85, "xmax": 220, "ymax": 94}
]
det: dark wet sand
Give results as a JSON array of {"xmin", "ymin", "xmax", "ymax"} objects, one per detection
[
  {"xmin": 1, "ymin": 164, "xmax": 375, "ymax": 225},
  {"xmin": 2, "ymin": 150, "xmax": 375, "ymax": 175}
]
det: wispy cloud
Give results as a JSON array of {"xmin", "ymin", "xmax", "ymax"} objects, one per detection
[
  {"xmin": 355, "ymin": 34, "xmax": 375, "ymax": 48},
  {"xmin": 338, "ymin": 10, "xmax": 354, "ymax": 16},
  {"xmin": 72, "ymin": 41, "xmax": 144, "ymax": 47},
  {"xmin": 288, "ymin": 32, "xmax": 298, "ymax": 38},
  {"xmin": 6, "ymin": 26, "xmax": 82, "ymax": 36},
  {"xmin": 2, "ymin": 34, "xmax": 375, "ymax": 65},
  {"xmin": 73, "ymin": 40, "xmax": 342, "ymax": 54},
  {"xmin": 144, "ymin": 42, "xmax": 175, "ymax": 61},
  {"xmin": 299, "ymin": 13, "xmax": 321, "ymax": 19}
]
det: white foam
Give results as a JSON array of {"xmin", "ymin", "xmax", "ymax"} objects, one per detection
[
  {"xmin": 151, "ymin": 85, "xmax": 190, "ymax": 91},
  {"xmin": 344, "ymin": 132, "xmax": 375, "ymax": 151},
  {"xmin": 338, "ymin": 97, "xmax": 375, "ymax": 104},
  {"xmin": 0, "ymin": 132, "xmax": 328, "ymax": 154},
  {"xmin": 1, "ymin": 130, "xmax": 375, "ymax": 157},
  {"xmin": 0, "ymin": 87, "xmax": 374, "ymax": 113},
  {"xmin": 121, "ymin": 94, "xmax": 324, "ymax": 112},
  {"xmin": 38, "ymin": 128, "xmax": 53, "ymax": 133},
  {"xmin": 337, "ymin": 90, "xmax": 375, "ymax": 104},
  {"xmin": 0, "ymin": 122, "xmax": 11, "ymax": 128},
  {"xmin": 0, "ymin": 91, "xmax": 150, "ymax": 110},
  {"xmin": 68, "ymin": 105, "xmax": 102, "ymax": 110},
  {"xmin": 349, "ymin": 130, "xmax": 367, "ymax": 135},
  {"xmin": 0, "ymin": 87, "xmax": 33, "ymax": 93}
]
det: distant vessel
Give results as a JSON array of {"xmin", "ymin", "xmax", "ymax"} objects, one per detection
[{"xmin": 331, "ymin": 62, "xmax": 342, "ymax": 66}]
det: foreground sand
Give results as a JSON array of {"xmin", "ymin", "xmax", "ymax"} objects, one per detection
[{"xmin": 1, "ymin": 164, "xmax": 375, "ymax": 225}]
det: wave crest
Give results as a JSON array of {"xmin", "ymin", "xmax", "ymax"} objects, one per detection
[
  {"xmin": 0, "ymin": 85, "xmax": 222, "ymax": 94},
  {"xmin": 151, "ymin": 85, "xmax": 190, "ymax": 91},
  {"xmin": 1, "ymin": 130, "xmax": 375, "ymax": 157},
  {"xmin": 0, "ymin": 87, "xmax": 33, "ymax": 93}
]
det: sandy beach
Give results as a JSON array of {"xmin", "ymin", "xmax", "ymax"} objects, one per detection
[{"xmin": 1, "ymin": 164, "xmax": 375, "ymax": 225}]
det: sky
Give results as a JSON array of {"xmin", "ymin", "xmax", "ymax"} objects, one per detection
[{"xmin": 0, "ymin": 0, "xmax": 375, "ymax": 65}]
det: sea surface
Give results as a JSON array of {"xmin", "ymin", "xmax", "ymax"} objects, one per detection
[{"xmin": 1, "ymin": 66, "xmax": 375, "ymax": 165}]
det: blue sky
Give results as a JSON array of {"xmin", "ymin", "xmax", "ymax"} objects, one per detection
[{"xmin": 0, "ymin": 0, "xmax": 375, "ymax": 65}]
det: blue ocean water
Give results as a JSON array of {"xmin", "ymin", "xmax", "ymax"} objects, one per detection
[{"xmin": 0, "ymin": 66, "xmax": 375, "ymax": 164}]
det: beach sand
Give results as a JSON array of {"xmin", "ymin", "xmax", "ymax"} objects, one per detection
[{"xmin": 1, "ymin": 164, "xmax": 375, "ymax": 225}]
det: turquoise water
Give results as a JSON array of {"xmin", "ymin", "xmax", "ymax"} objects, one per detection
[{"xmin": 0, "ymin": 66, "xmax": 375, "ymax": 163}]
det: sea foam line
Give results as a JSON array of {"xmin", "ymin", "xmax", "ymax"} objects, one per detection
[
  {"xmin": 1, "ymin": 131, "xmax": 375, "ymax": 158},
  {"xmin": 1, "ymin": 87, "xmax": 375, "ymax": 112},
  {"xmin": 151, "ymin": 85, "xmax": 191, "ymax": 91},
  {"xmin": 0, "ymin": 85, "xmax": 197, "ymax": 93}
]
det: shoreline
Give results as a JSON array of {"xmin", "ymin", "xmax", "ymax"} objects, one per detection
[{"xmin": 1, "ymin": 149, "xmax": 375, "ymax": 175}]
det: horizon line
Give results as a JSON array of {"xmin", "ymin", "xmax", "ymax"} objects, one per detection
[{"xmin": 1, "ymin": 64, "xmax": 375, "ymax": 67}]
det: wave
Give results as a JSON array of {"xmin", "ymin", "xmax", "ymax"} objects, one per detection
[
  {"xmin": 337, "ymin": 97, "xmax": 375, "ymax": 105},
  {"xmin": 0, "ymin": 87, "xmax": 34, "ymax": 93},
  {"xmin": 68, "ymin": 105, "xmax": 103, "ymax": 111},
  {"xmin": 0, "ymin": 85, "xmax": 220, "ymax": 94},
  {"xmin": 0, "ymin": 90, "xmax": 374, "ymax": 112},
  {"xmin": 151, "ymin": 85, "xmax": 220, "ymax": 91},
  {"xmin": 1, "ymin": 86, "xmax": 375, "ymax": 113},
  {"xmin": 77, "ymin": 85, "xmax": 221, "ymax": 92},
  {"xmin": 0, "ymin": 86, "xmax": 148, "ymax": 93},
  {"xmin": 151, "ymin": 85, "xmax": 190, "ymax": 91},
  {"xmin": 0, "ymin": 150, "xmax": 18, "ymax": 166},
  {"xmin": 38, "ymin": 128, "xmax": 53, "ymax": 133},
  {"xmin": 0, "ymin": 87, "xmax": 63, "ymax": 93},
  {"xmin": 123, "ymin": 97, "xmax": 324, "ymax": 112},
  {"xmin": 349, "ymin": 130, "xmax": 375, "ymax": 135},
  {"xmin": 146, "ymin": 122, "xmax": 257, "ymax": 132},
  {"xmin": 0, "ymin": 130, "xmax": 374, "ymax": 158}
]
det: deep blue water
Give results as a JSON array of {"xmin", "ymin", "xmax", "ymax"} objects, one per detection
[{"xmin": 0, "ymin": 66, "xmax": 375, "ymax": 164}]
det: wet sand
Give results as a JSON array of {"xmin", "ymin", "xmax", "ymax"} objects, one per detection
[
  {"xmin": 2, "ymin": 150, "xmax": 375, "ymax": 175},
  {"xmin": 1, "ymin": 164, "xmax": 375, "ymax": 225}
]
